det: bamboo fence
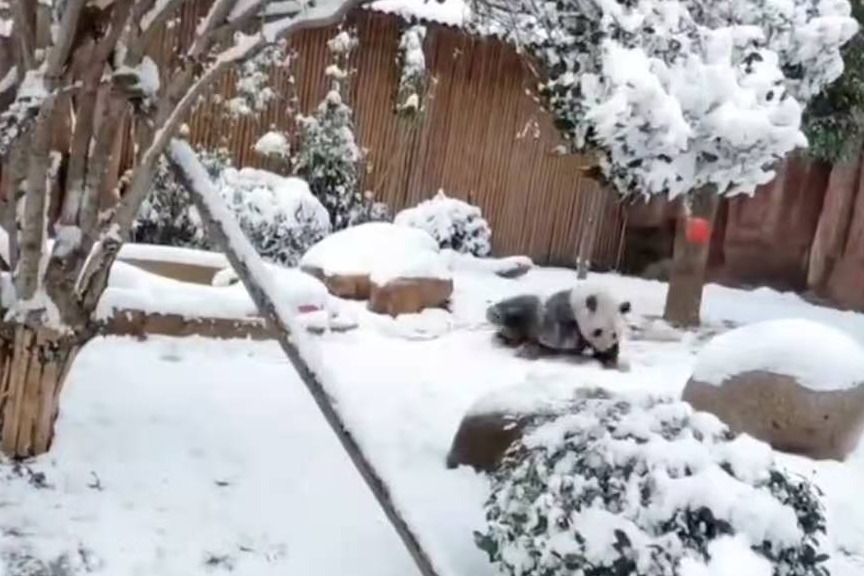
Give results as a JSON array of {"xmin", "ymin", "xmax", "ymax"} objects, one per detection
[{"xmin": 138, "ymin": 6, "xmax": 625, "ymax": 268}]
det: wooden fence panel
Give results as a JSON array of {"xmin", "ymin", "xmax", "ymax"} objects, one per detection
[{"xmin": 142, "ymin": 8, "xmax": 624, "ymax": 268}]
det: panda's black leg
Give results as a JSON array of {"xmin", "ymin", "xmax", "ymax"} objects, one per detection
[
  {"xmin": 494, "ymin": 329, "xmax": 524, "ymax": 348},
  {"xmin": 592, "ymin": 344, "xmax": 620, "ymax": 369}
]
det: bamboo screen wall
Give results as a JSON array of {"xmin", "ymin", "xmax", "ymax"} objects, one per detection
[{"xmin": 144, "ymin": 5, "xmax": 625, "ymax": 268}]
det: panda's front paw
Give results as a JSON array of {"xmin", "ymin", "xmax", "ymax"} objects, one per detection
[
  {"xmin": 515, "ymin": 341, "xmax": 543, "ymax": 360},
  {"xmin": 614, "ymin": 357, "xmax": 631, "ymax": 372}
]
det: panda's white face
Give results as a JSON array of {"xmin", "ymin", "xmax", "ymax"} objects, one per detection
[{"xmin": 570, "ymin": 288, "xmax": 631, "ymax": 352}]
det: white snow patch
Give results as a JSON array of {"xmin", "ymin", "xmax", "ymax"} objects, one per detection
[
  {"xmin": 692, "ymin": 318, "xmax": 864, "ymax": 391},
  {"xmin": 444, "ymin": 250, "xmax": 532, "ymax": 276},
  {"xmin": 136, "ymin": 56, "xmax": 160, "ymax": 97},
  {"xmin": 97, "ymin": 260, "xmax": 328, "ymax": 320},
  {"xmin": 368, "ymin": 0, "xmax": 470, "ymax": 27},
  {"xmin": 0, "ymin": 17, "xmax": 12, "ymax": 38},
  {"xmin": 300, "ymin": 222, "xmax": 450, "ymax": 284},
  {"xmin": 679, "ymin": 535, "xmax": 773, "ymax": 576},
  {"xmin": 118, "ymin": 243, "xmax": 230, "ymax": 269},
  {"xmin": 253, "ymin": 131, "xmax": 290, "ymax": 158}
]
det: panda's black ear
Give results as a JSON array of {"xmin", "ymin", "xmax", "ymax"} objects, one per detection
[
  {"xmin": 619, "ymin": 301, "xmax": 631, "ymax": 314},
  {"xmin": 585, "ymin": 294, "xmax": 598, "ymax": 313}
]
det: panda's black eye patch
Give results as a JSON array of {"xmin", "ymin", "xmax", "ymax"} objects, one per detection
[{"xmin": 592, "ymin": 328, "xmax": 603, "ymax": 338}]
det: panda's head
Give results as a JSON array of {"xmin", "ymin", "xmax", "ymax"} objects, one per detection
[{"xmin": 570, "ymin": 286, "xmax": 631, "ymax": 352}]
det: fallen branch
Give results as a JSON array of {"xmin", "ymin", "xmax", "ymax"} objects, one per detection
[{"xmin": 166, "ymin": 138, "xmax": 441, "ymax": 576}]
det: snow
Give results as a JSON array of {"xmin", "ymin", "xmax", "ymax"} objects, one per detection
[
  {"xmin": 300, "ymin": 221, "xmax": 450, "ymax": 284},
  {"xmin": 368, "ymin": 0, "xmax": 470, "ymax": 27},
  {"xmin": 118, "ymin": 243, "xmax": 229, "ymax": 270},
  {"xmin": 444, "ymin": 250, "xmax": 532, "ymax": 276},
  {"xmin": 253, "ymin": 131, "xmax": 290, "ymax": 157},
  {"xmin": 0, "ymin": 66, "xmax": 15, "ymax": 95},
  {"xmin": 141, "ymin": 0, "xmax": 173, "ymax": 30},
  {"xmin": 8, "ymin": 236, "xmax": 864, "ymax": 574},
  {"xmin": 97, "ymin": 258, "xmax": 329, "ymax": 321},
  {"xmin": 692, "ymin": 318, "xmax": 864, "ymax": 391},
  {"xmin": 136, "ymin": 57, "xmax": 160, "ymax": 97},
  {"xmin": 219, "ymin": 168, "xmax": 330, "ymax": 232},
  {"xmin": 679, "ymin": 535, "xmax": 773, "ymax": 576}
]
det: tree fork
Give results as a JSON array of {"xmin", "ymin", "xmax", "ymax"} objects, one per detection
[
  {"xmin": 663, "ymin": 184, "xmax": 720, "ymax": 328},
  {"xmin": 166, "ymin": 140, "xmax": 442, "ymax": 576}
]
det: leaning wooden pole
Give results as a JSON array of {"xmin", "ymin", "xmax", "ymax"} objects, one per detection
[{"xmin": 166, "ymin": 140, "xmax": 440, "ymax": 576}]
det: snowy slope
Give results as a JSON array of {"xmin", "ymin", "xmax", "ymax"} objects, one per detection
[{"xmin": 2, "ymin": 268, "xmax": 864, "ymax": 575}]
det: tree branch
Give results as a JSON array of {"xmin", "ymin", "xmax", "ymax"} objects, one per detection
[
  {"xmin": 166, "ymin": 138, "xmax": 442, "ymax": 576},
  {"xmin": 116, "ymin": 0, "xmax": 369, "ymax": 236},
  {"xmin": 16, "ymin": 95, "xmax": 56, "ymax": 301},
  {"xmin": 79, "ymin": 0, "xmax": 370, "ymax": 322},
  {"xmin": 10, "ymin": 0, "xmax": 36, "ymax": 72}
]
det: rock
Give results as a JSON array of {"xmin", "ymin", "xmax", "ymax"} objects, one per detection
[
  {"xmin": 301, "ymin": 265, "xmax": 372, "ymax": 300},
  {"xmin": 446, "ymin": 412, "xmax": 536, "ymax": 473},
  {"xmin": 684, "ymin": 318, "xmax": 864, "ymax": 460},
  {"xmin": 683, "ymin": 372, "xmax": 864, "ymax": 460},
  {"xmin": 442, "ymin": 250, "xmax": 533, "ymax": 279},
  {"xmin": 446, "ymin": 378, "xmax": 583, "ymax": 472},
  {"xmin": 494, "ymin": 257, "xmax": 533, "ymax": 279},
  {"xmin": 368, "ymin": 277, "xmax": 453, "ymax": 317},
  {"xmin": 300, "ymin": 223, "xmax": 449, "ymax": 308}
]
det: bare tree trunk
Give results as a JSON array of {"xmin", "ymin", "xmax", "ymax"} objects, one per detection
[
  {"xmin": 576, "ymin": 184, "xmax": 602, "ymax": 279},
  {"xmin": 0, "ymin": 325, "xmax": 80, "ymax": 458},
  {"xmin": 663, "ymin": 185, "xmax": 719, "ymax": 328}
]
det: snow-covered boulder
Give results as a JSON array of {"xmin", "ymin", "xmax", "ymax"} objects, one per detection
[
  {"xmin": 394, "ymin": 190, "xmax": 492, "ymax": 257},
  {"xmin": 476, "ymin": 388, "xmax": 830, "ymax": 576},
  {"xmin": 300, "ymin": 222, "xmax": 454, "ymax": 315},
  {"xmin": 683, "ymin": 318, "xmax": 864, "ymax": 460}
]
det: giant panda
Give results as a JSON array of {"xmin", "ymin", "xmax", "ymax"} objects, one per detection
[{"xmin": 486, "ymin": 283, "xmax": 631, "ymax": 368}]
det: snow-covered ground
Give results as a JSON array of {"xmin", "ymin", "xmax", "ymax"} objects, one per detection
[{"xmin": 2, "ymin": 266, "xmax": 864, "ymax": 575}]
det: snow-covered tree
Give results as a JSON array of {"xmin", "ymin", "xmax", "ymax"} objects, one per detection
[
  {"xmin": 0, "ymin": 0, "xmax": 367, "ymax": 459},
  {"xmin": 293, "ymin": 28, "xmax": 367, "ymax": 230},
  {"xmin": 471, "ymin": 0, "xmax": 858, "ymax": 326},
  {"xmin": 803, "ymin": 0, "xmax": 864, "ymax": 164},
  {"xmin": 0, "ymin": 5, "xmax": 440, "ymax": 575}
]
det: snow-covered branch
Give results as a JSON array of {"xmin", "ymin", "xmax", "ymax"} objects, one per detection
[
  {"xmin": 166, "ymin": 138, "xmax": 442, "ymax": 576},
  {"xmin": 115, "ymin": 0, "xmax": 371, "ymax": 236}
]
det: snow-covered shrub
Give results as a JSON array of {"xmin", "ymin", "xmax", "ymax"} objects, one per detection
[
  {"xmin": 132, "ymin": 147, "xmax": 233, "ymax": 248},
  {"xmin": 218, "ymin": 167, "xmax": 330, "ymax": 267},
  {"xmin": 225, "ymin": 39, "xmax": 294, "ymax": 117},
  {"xmin": 351, "ymin": 191, "xmax": 392, "ymax": 224},
  {"xmin": 394, "ymin": 190, "xmax": 491, "ymax": 256},
  {"xmin": 254, "ymin": 130, "xmax": 290, "ymax": 160},
  {"xmin": 293, "ymin": 29, "xmax": 366, "ymax": 231},
  {"xmin": 475, "ymin": 388, "xmax": 829, "ymax": 576},
  {"xmin": 395, "ymin": 24, "xmax": 428, "ymax": 117}
]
